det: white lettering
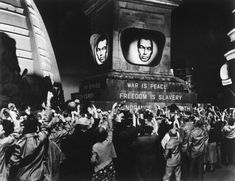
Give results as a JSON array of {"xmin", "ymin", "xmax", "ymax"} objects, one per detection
[
  {"xmin": 178, "ymin": 105, "xmax": 191, "ymax": 111},
  {"xmin": 149, "ymin": 83, "xmax": 167, "ymax": 90},
  {"xmin": 120, "ymin": 92, "xmax": 147, "ymax": 100},
  {"xmin": 158, "ymin": 94, "xmax": 182, "ymax": 101},
  {"xmin": 141, "ymin": 83, "xmax": 148, "ymax": 89},
  {"xmin": 127, "ymin": 83, "xmax": 139, "ymax": 88},
  {"xmin": 126, "ymin": 104, "xmax": 151, "ymax": 111}
]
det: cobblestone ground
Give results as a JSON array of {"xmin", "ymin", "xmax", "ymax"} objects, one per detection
[
  {"xmin": 60, "ymin": 165, "xmax": 235, "ymax": 181},
  {"xmin": 204, "ymin": 165, "xmax": 235, "ymax": 181}
]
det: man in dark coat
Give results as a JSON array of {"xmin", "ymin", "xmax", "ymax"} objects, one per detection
[
  {"xmin": 132, "ymin": 125, "xmax": 159, "ymax": 181},
  {"xmin": 113, "ymin": 110, "xmax": 141, "ymax": 181}
]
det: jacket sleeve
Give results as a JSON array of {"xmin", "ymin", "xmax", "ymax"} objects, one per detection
[
  {"xmin": 90, "ymin": 145, "xmax": 99, "ymax": 163},
  {"xmin": 0, "ymin": 134, "xmax": 17, "ymax": 149},
  {"xmin": 188, "ymin": 132, "xmax": 194, "ymax": 148},
  {"xmin": 8, "ymin": 142, "xmax": 22, "ymax": 167},
  {"xmin": 38, "ymin": 130, "xmax": 49, "ymax": 143},
  {"xmin": 164, "ymin": 142, "xmax": 173, "ymax": 159}
]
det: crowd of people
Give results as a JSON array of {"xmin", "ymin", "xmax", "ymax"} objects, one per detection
[{"xmin": 0, "ymin": 92, "xmax": 235, "ymax": 181}]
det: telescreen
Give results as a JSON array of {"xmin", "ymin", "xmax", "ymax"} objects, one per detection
[
  {"xmin": 90, "ymin": 33, "xmax": 110, "ymax": 65},
  {"xmin": 120, "ymin": 28, "xmax": 165, "ymax": 66}
]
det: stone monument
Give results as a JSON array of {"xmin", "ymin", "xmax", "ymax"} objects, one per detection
[{"xmin": 74, "ymin": 0, "xmax": 196, "ymax": 112}]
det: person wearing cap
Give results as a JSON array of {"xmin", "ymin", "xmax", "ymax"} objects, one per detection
[{"xmin": 163, "ymin": 128, "xmax": 182, "ymax": 181}]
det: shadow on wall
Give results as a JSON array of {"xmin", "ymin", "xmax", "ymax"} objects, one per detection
[{"xmin": 0, "ymin": 32, "xmax": 64, "ymax": 110}]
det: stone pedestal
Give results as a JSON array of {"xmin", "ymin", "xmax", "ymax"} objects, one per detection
[{"xmin": 75, "ymin": 0, "xmax": 196, "ymax": 112}]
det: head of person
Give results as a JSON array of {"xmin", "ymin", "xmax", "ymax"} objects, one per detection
[
  {"xmin": 143, "ymin": 109, "xmax": 154, "ymax": 122},
  {"xmin": 169, "ymin": 128, "xmax": 177, "ymax": 137},
  {"xmin": 8, "ymin": 103, "xmax": 16, "ymax": 111},
  {"xmin": 25, "ymin": 106, "xmax": 31, "ymax": 115},
  {"xmin": 95, "ymin": 34, "xmax": 108, "ymax": 64},
  {"xmin": 95, "ymin": 126, "xmax": 108, "ymax": 143},
  {"xmin": 120, "ymin": 109, "xmax": 133, "ymax": 127},
  {"xmin": 195, "ymin": 118, "xmax": 204, "ymax": 128},
  {"xmin": 228, "ymin": 118, "xmax": 235, "ymax": 126},
  {"xmin": 22, "ymin": 114, "xmax": 39, "ymax": 134},
  {"xmin": 137, "ymin": 37, "xmax": 153, "ymax": 62},
  {"xmin": 140, "ymin": 125, "xmax": 153, "ymax": 136}
]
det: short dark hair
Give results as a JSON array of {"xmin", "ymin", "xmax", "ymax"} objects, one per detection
[
  {"xmin": 119, "ymin": 109, "xmax": 133, "ymax": 126},
  {"xmin": 228, "ymin": 118, "xmax": 235, "ymax": 126},
  {"xmin": 143, "ymin": 110, "xmax": 154, "ymax": 121},
  {"xmin": 195, "ymin": 119, "xmax": 204, "ymax": 128},
  {"xmin": 96, "ymin": 34, "xmax": 108, "ymax": 47},
  {"xmin": 137, "ymin": 36, "xmax": 153, "ymax": 49},
  {"xmin": 23, "ymin": 114, "xmax": 39, "ymax": 134},
  {"xmin": 95, "ymin": 127, "xmax": 108, "ymax": 143},
  {"xmin": 168, "ymin": 129, "xmax": 177, "ymax": 137},
  {"xmin": 140, "ymin": 125, "xmax": 153, "ymax": 136}
]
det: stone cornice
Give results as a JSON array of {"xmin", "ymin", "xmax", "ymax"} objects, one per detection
[
  {"xmin": 83, "ymin": 0, "xmax": 182, "ymax": 16},
  {"xmin": 82, "ymin": 70, "xmax": 186, "ymax": 85},
  {"xmin": 82, "ymin": 0, "xmax": 112, "ymax": 16},
  {"xmin": 118, "ymin": 0, "xmax": 182, "ymax": 8}
]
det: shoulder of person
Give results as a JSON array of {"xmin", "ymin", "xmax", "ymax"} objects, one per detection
[{"xmin": 93, "ymin": 142, "xmax": 102, "ymax": 150}]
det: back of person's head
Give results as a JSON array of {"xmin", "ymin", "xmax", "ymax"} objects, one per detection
[
  {"xmin": 66, "ymin": 100, "xmax": 76, "ymax": 112},
  {"xmin": 195, "ymin": 118, "xmax": 204, "ymax": 128},
  {"xmin": 23, "ymin": 114, "xmax": 39, "ymax": 134},
  {"xmin": 143, "ymin": 109, "xmax": 154, "ymax": 121},
  {"xmin": 140, "ymin": 125, "xmax": 153, "ymax": 136},
  {"xmin": 169, "ymin": 129, "xmax": 177, "ymax": 137},
  {"xmin": 80, "ymin": 101, "xmax": 92, "ymax": 114},
  {"xmin": 168, "ymin": 104, "xmax": 179, "ymax": 113},
  {"xmin": 95, "ymin": 126, "xmax": 108, "ymax": 143},
  {"xmin": 184, "ymin": 111, "xmax": 192, "ymax": 116},
  {"xmin": 228, "ymin": 118, "xmax": 235, "ymax": 126},
  {"xmin": 120, "ymin": 109, "xmax": 133, "ymax": 126}
]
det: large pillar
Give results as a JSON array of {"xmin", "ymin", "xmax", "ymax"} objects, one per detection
[
  {"xmin": 0, "ymin": 0, "xmax": 61, "ymax": 107},
  {"xmin": 75, "ymin": 0, "xmax": 196, "ymax": 112}
]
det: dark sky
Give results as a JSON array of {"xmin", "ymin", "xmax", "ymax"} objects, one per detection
[{"xmin": 34, "ymin": 0, "xmax": 234, "ymax": 105}]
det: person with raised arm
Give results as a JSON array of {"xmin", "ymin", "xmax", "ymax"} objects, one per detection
[
  {"xmin": 0, "ymin": 117, "xmax": 20, "ymax": 181},
  {"xmin": 90, "ymin": 102, "xmax": 118, "ymax": 181},
  {"xmin": 7, "ymin": 111, "xmax": 57, "ymax": 181}
]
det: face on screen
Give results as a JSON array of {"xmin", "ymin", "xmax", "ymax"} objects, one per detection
[
  {"xmin": 137, "ymin": 38, "xmax": 153, "ymax": 62},
  {"xmin": 96, "ymin": 39, "xmax": 108, "ymax": 64},
  {"xmin": 120, "ymin": 28, "xmax": 165, "ymax": 66}
]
